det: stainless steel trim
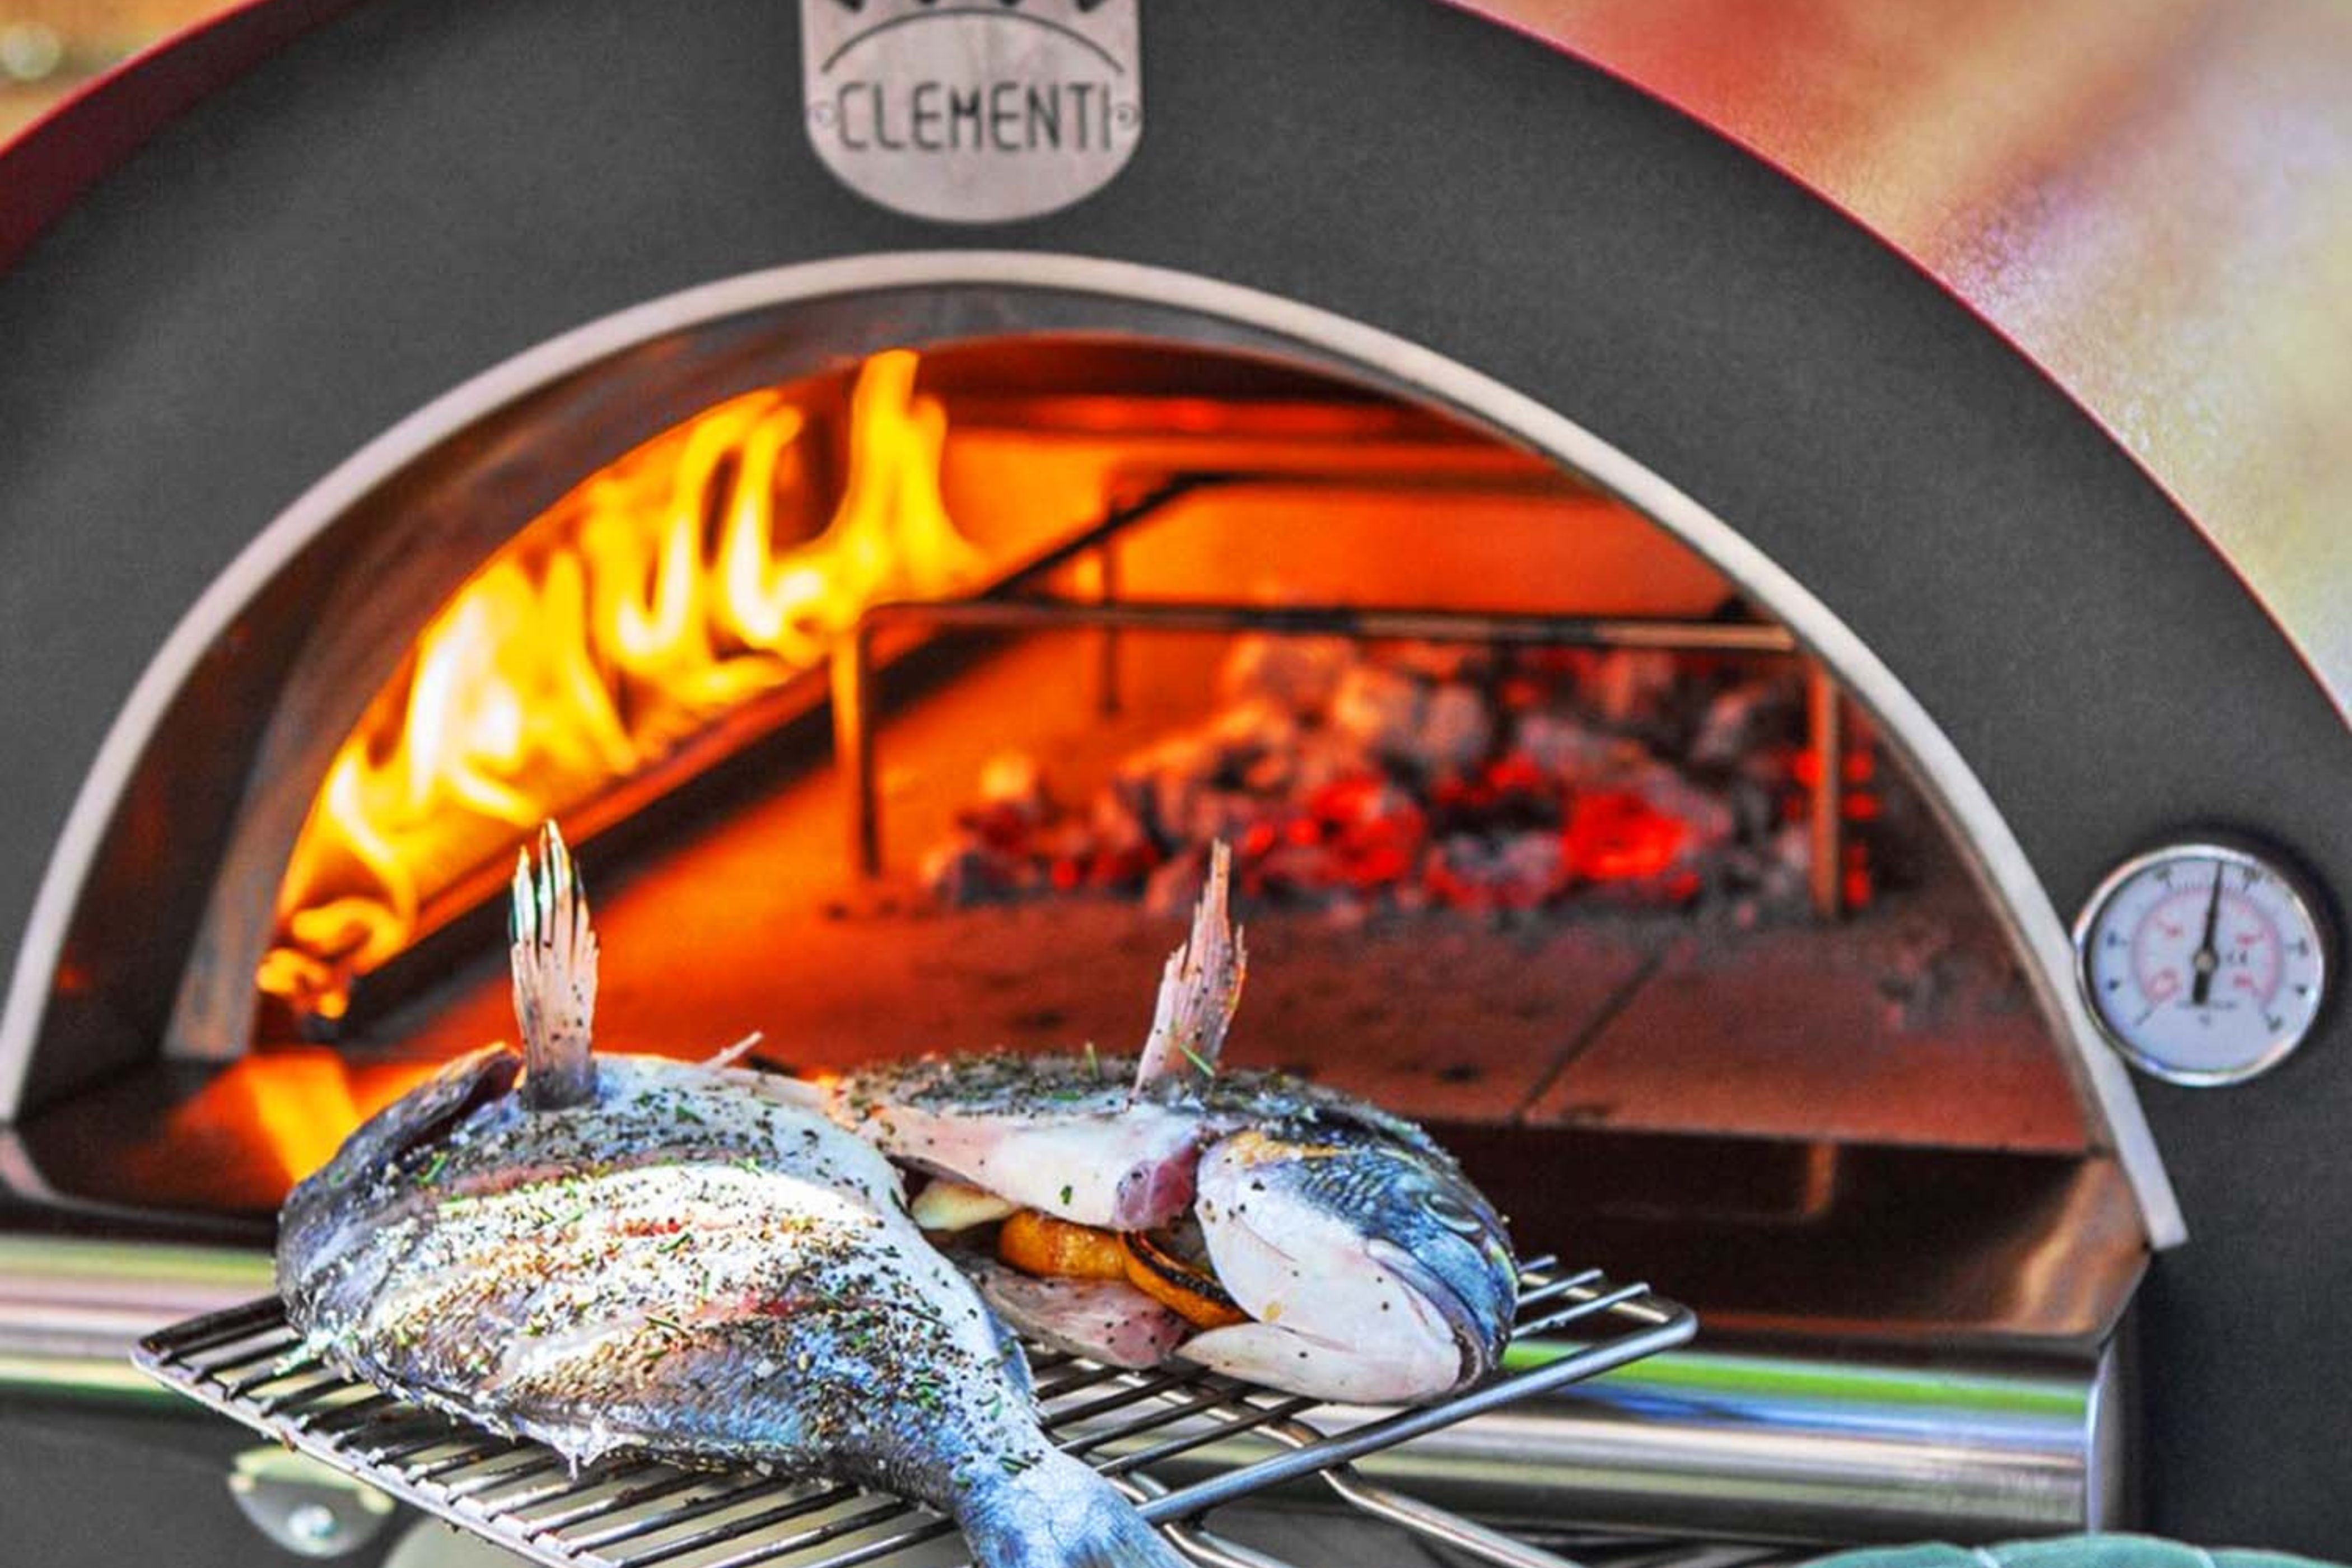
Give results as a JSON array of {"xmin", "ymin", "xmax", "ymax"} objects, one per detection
[
  {"xmin": 2071, "ymin": 839, "xmax": 2333, "ymax": 1088},
  {"xmin": 0, "ymin": 1233, "xmax": 272, "ymax": 1365},
  {"xmin": 0, "ymin": 251, "xmax": 2185, "ymax": 1247},
  {"xmin": 1141, "ymin": 1346, "xmax": 2120, "ymax": 1546},
  {"xmin": 12, "ymin": 1244, "xmax": 2113, "ymax": 1546}
]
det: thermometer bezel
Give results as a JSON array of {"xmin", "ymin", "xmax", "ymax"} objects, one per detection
[{"xmin": 2072, "ymin": 839, "xmax": 2331, "ymax": 1088}]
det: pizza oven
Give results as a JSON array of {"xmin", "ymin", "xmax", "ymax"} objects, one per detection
[{"xmin": 3, "ymin": 2, "xmax": 2350, "ymax": 1562}]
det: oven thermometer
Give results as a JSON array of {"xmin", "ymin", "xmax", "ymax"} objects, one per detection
[{"xmin": 2075, "ymin": 842, "xmax": 2329, "ymax": 1085}]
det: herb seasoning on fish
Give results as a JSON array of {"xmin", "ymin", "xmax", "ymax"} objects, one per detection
[
  {"xmin": 278, "ymin": 824, "xmax": 1179, "ymax": 1568},
  {"xmin": 827, "ymin": 842, "xmax": 1520, "ymax": 1403}
]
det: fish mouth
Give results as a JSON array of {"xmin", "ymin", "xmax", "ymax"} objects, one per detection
[{"xmin": 1365, "ymin": 1236, "xmax": 1508, "ymax": 1384}]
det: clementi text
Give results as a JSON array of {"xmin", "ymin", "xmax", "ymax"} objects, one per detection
[{"xmin": 829, "ymin": 80, "xmax": 1125, "ymax": 153}]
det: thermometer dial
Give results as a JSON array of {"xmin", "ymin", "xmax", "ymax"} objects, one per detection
[{"xmin": 2076, "ymin": 842, "xmax": 2328, "ymax": 1085}]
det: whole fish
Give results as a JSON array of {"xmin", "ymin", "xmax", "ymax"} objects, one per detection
[
  {"xmin": 279, "ymin": 827, "xmax": 1180, "ymax": 1568},
  {"xmin": 827, "ymin": 844, "xmax": 1519, "ymax": 1403}
]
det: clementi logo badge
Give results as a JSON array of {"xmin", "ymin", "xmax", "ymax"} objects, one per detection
[{"xmin": 800, "ymin": 0, "xmax": 1143, "ymax": 224}]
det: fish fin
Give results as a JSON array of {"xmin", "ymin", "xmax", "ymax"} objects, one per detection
[
  {"xmin": 510, "ymin": 822, "xmax": 599, "ymax": 1112},
  {"xmin": 959, "ymin": 1450, "xmax": 1183, "ymax": 1568},
  {"xmin": 1135, "ymin": 839, "xmax": 1247, "ymax": 1091}
]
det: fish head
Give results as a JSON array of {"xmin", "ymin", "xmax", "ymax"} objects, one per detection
[{"xmin": 1193, "ymin": 1125, "xmax": 1516, "ymax": 1396}]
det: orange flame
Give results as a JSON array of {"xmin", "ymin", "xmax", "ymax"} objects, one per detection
[{"xmin": 260, "ymin": 351, "xmax": 980, "ymax": 1017}]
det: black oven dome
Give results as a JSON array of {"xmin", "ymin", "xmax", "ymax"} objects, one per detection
[{"xmin": 1, "ymin": 0, "xmax": 2349, "ymax": 1551}]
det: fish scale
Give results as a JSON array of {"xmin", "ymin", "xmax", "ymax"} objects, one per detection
[{"xmin": 277, "ymin": 825, "xmax": 1183, "ymax": 1568}]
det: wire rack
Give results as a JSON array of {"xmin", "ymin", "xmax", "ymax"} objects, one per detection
[{"xmin": 134, "ymin": 1257, "xmax": 1693, "ymax": 1568}]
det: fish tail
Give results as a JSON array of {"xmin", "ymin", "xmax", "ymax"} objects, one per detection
[
  {"xmin": 1136, "ymin": 838, "xmax": 1247, "ymax": 1091},
  {"xmin": 959, "ymin": 1451, "xmax": 1183, "ymax": 1568},
  {"xmin": 510, "ymin": 821, "xmax": 599, "ymax": 1112}
]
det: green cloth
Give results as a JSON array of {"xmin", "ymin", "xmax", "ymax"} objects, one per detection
[{"xmin": 1808, "ymin": 1536, "xmax": 2336, "ymax": 1568}]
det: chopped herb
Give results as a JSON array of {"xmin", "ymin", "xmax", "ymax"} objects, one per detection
[
  {"xmin": 1179, "ymin": 1042, "xmax": 1216, "ymax": 1079},
  {"xmin": 419, "ymin": 1150, "xmax": 449, "ymax": 1185},
  {"xmin": 1058, "ymin": 1184, "xmax": 1074, "ymax": 1207}
]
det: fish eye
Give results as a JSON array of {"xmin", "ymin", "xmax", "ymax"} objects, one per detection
[{"xmin": 1424, "ymin": 1189, "xmax": 1487, "ymax": 1235}]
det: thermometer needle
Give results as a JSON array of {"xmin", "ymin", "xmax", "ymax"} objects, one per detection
[{"xmin": 2190, "ymin": 864, "xmax": 2224, "ymax": 1006}]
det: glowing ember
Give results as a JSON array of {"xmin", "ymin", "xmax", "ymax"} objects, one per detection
[
  {"xmin": 260, "ymin": 351, "xmax": 982, "ymax": 1018},
  {"xmin": 1563, "ymin": 791, "xmax": 1691, "ymax": 884},
  {"xmin": 919, "ymin": 638, "xmax": 1803, "ymax": 915}
]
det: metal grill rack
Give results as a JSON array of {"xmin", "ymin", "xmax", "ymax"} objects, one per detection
[{"xmin": 135, "ymin": 1258, "xmax": 1691, "ymax": 1568}]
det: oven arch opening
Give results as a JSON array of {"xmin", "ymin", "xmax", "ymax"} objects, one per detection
[{"xmin": 0, "ymin": 251, "xmax": 2183, "ymax": 1250}]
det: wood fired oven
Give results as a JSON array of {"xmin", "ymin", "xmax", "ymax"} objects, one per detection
[{"xmin": 2, "ymin": 1, "xmax": 2350, "ymax": 1561}]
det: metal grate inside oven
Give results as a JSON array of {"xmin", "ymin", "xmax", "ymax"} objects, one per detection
[{"xmin": 134, "ymin": 1258, "xmax": 1692, "ymax": 1568}]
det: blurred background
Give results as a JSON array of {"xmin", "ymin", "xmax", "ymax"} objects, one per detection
[{"xmin": 0, "ymin": 0, "xmax": 231, "ymax": 139}]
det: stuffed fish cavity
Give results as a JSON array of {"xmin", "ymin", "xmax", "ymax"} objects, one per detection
[{"xmin": 825, "ymin": 843, "xmax": 1521, "ymax": 1404}]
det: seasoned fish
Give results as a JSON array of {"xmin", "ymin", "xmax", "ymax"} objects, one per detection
[
  {"xmin": 279, "ymin": 827, "xmax": 1179, "ymax": 1568},
  {"xmin": 829, "ymin": 844, "xmax": 1519, "ymax": 1403}
]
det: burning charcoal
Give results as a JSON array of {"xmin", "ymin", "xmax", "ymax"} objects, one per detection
[
  {"xmin": 1306, "ymin": 772, "xmax": 1407, "ymax": 830},
  {"xmin": 1495, "ymin": 830, "xmax": 1570, "ymax": 907},
  {"xmin": 1430, "ymin": 753, "xmax": 1560, "ymax": 837},
  {"xmin": 1513, "ymin": 711, "xmax": 1639, "ymax": 778},
  {"xmin": 1088, "ymin": 787, "xmax": 1154, "ymax": 853},
  {"xmin": 1219, "ymin": 632, "xmax": 1354, "ymax": 715},
  {"xmin": 1562, "ymin": 788, "xmax": 1704, "ymax": 903},
  {"xmin": 1249, "ymin": 838, "xmax": 1350, "ymax": 903},
  {"xmin": 921, "ymin": 836, "xmax": 1038, "ymax": 906},
  {"xmin": 917, "ymin": 632, "xmax": 1795, "ymax": 933},
  {"xmin": 1621, "ymin": 763, "xmax": 1735, "ymax": 855},
  {"xmin": 1417, "ymin": 682, "xmax": 1494, "ymax": 775},
  {"xmin": 1084, "ymin": 839, "xmax": 1162, "ymax": 890},
  {"xmin": 1239, "ymin": 746, "xmax": 1294, "ymax": 795},
  {"xmin": 1180, "ymin": 787, "xmax": 1288, "ymax": 850},
  {"xmin": 1689, "ymin": 676, "xmax": 1803, "ymax": 769},
  {"xmin": 1203, "ymin": 694, "xmax": 1300, "ymax": 758},
  {"xmin": 1306, "ymin": 774, "xmax": 1427, "ymax": 892},
  {"xmin": 1585, "ymin": 648, "xmax": 1681, "ymax": 727},
  {"xmin": 1123, "ymin": 698, "xmax": 1300, "ymax": 816},
  {"xmin": 1328, "ymin": 663, "xmax": 1425, "ymax": 756},
  {"xmin": 976, "ymin": 750, "xmax": 1050, "ymax": 818},
  {"xmin": 1114, "ymin": 729, "xmax": 1222, "ymax": 847},
  {"xmin": 959, "ymin": 800, "xmax": 1038, "ymax": 855},
  {"xmin": 1142, "ymin": 843, "xmax": 1211, "ymax": 916},
  {"xmin": 1425, "ymin": 830, "xmax": 1566, "ymax": 911},
  {"xmin": 1286, "ymin": 726, "xmax": 1375, "ymax": 797},
  {"xmin": 1747, "ymin": 822, "xmax": 1814, "ymax": 909},
  {"xmin": 1384, "ymin": 641, "xmax": 1486, "ymax": 683},
  {"xmin": 1070, "ymin": 785, "xmax": 1161, "ymax": 892}
]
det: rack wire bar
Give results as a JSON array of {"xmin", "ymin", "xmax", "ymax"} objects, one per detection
[{"xmin": 135, "ymin": 1261, "xmax": 1691, "ymax": 1568}]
